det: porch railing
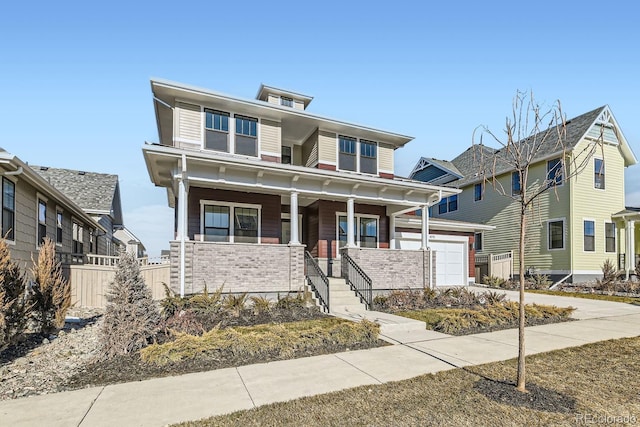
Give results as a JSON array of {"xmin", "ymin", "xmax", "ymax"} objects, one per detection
[
  {"xmin": 618, "ymin": 254, "xmax": 640, "ymax": 271},
  {"xmin": 340, "ymin": 251, "xmax": 372, "ymax": 309},
  {"xmin": 304, "ymin": 251, "xmax": 330, "ymax": 313}
]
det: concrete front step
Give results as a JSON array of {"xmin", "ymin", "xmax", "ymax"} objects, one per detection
[{"xmin": 331, "ymin": 307, "xmax": 427, "ymax": 336}]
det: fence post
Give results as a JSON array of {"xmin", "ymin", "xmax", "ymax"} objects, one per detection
[{"xmin": 488, "ymin": 253, "xmax": 493, "ymax": 277}]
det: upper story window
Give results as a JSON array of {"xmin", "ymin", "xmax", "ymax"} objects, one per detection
[
  {"xmin": 281, "ymin": 146, "xmax": 292, "ymax": 164},
  {"xmin": 38, "ymin": 199, "xmax": 47, "ymax": 246},
  {"xmin": 360, "ymin": 140, "xmax": 377, "ymax": 175},
  {"xmin": 280, "ymin": 96, "xmax": 293, "ymax": 107},
  {"xmin": 204, "ymin": 109, "xmax": 230, "ymax": 152},
  {"xmin": 594, "ymin": 158, "xmax": 605, "ymax": 189},
  {"xmin": 2, "ymin": 178, "xmax": 15, "ymax": 241},
  {"xmin": 339, "ymin": 136, "xmax": 357, "ymax": 172},
  {"xmin": 474, "ymin": 183, "xmax": 483, "ymax": 201},
  {"xmin": 235, "ymin": 115, "xmax": 258, "ymax": 157},
  {"xmin": 547, "ymin": 158, "xmax": 563, "ymax": 186},
  {"xmin": 56, "ymin": 211, "xmax": 63, "ymax": 245},
  {"xmin": 438, "ymin": 195, "xmax": 458, "ymax": 214},
  {"xmin": 338, "ymin": 135, "xmax": 378, "ymax": 175},
  {"xmin": 511, "ymin": 171, "xmax": 522, "ymax": 196},
  {"xmin": 72, "ymin": 221, "xmax": 84, "ymax": 254}
]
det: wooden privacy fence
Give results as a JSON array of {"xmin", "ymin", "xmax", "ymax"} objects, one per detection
[
  {"xmin": 475, "ymin": 251, "xmax": 513, "ymax": 282},
  {"xmin": 64, "ymin": 263, "xmax": 170, "ymax": 308}
]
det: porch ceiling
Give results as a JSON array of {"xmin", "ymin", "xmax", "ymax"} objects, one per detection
[{"xmin": 143, "ymin": 144, "xmax": 459, "ymax": 209}]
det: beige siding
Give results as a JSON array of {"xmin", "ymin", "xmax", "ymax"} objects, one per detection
[
  {"xmin": 293, "ymin": 100, "xmax": 304, "ymax": 110},
  {"xmin": 259, "ymin": 119, "xmax": 281, "ymax": 155},
  {"xmin": 175, "ymin": 102, "xmax": 201, "ymax": 147},
  {"xmin": 267, "ymin": 94, "xmax": 279, "ymax": 105},
  {"xmin": 302, "ymin": 129, "xmax": 319, "ymax": 167},
  {"xmin": 570, "ymin": 142, "xmax": 626, "ymax": 272},
  {"xmin": 292, "ymin": 145, "xmax": 303, "ymax": 166},
  {"xmin": 318, "ymin": 130, "xmax": 337, "ymax": 164},
  {"xmin": 378, "ymin": 143, "xmax": 394, "ymax": 172}
]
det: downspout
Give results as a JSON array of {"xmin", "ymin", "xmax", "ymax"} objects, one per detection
[{"xmin": 2, "ymin": 166, "xmax": 23, "ymax": 176}]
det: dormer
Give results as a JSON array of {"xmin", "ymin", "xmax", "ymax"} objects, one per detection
[{"xmin": 256, "ymin": 84, "xmax": 313, "ymax": 111}]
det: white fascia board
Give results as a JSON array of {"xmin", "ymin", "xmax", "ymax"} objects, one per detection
[{"xmin": 396, "ymin": 215, "xmax": 494, "ymax": 232}]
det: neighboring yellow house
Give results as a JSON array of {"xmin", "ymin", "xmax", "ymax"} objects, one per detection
[{"xmin": 411, "ymin": 106, "xmax": 638, "ymax": 283}]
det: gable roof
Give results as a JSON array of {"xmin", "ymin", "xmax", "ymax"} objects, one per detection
[
  {"xmin": 31, "ymin": 166, "xmax": 122, "ymax": 223},
  {"xmin": 425, "ymin": 105, "xmax": 636, "ymax": 188}
]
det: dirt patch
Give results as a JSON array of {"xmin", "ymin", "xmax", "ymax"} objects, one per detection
[{"xmin": 473, "ymin": 378, "xmax": 576, "ymax": 413}]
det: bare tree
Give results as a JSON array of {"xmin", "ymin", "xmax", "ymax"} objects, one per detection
[{"xmin": 473, "ymin": 91, "xmax": 602, "ymax": 392}]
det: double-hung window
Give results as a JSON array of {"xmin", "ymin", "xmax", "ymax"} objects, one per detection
[
  {"xmin": 547, "ymin": 158, "xmax": 563, "ymax": 186},
  {"xmin": 360, "ymin": 140, "xmax": 377, "ymax": 174},
  {"xmin": 280, "ymin": 96, "xmax": 293, "ymax": 107},
  {"xmin": 204, "ymin": 109, "xmax": 230, "ymax": 152},
  {"xmin": 38, "ymin": 199, "xmax": 47, "ymax": 245},
  {"xmin": 72, "ymin": 222, "xmax": 83, "ymax": 254},
  {"xmin": 448, "ymin": 195, "xmax": 458, "ymax": 212},
  {"xmin": 235, "ymin": 115, "xmax": 258, "ymax": 156},
  {"xmin": 548, "ymin": 220, "xmax": 564, "ymax": 250},
  {"xmin": 474, "ymin": 183, "xmax": 483, "ymax": 201},
  {"xmin": 511, "ymin": 171, "xmax": 522, "ymax": 195},
  {"xmin": 281, "ymin": 146, "xmax": 292, "ymax": 164},
  {"xmin": 2, "ymin": 178, "xmax": 15, "ymax": 240},
  {"xmin": 437, "ymin": 196, "xmax": 458, "ymax": 214},
  {"xmin": 202, "ymin": 203, "xmax": 259, "ymax": 243},
  {"xmin": 339, "ymin": 136, "xmax": 357, "ymax": 171},
  {"xmin": 605, "ymin": 223, "xmax": 616, "ymax": 253},
  {"xmin": 584, "ymin": 220, "xmax": 595, "ymax": 252},
  {"xmin": 474, "ymin": 232, "xmax": 483, "ymax": 251},
  {"xmin": 594, "ymin": 158, "xmax": 605, "ymax": 189},
  {"xmin": 56, "ymin": 211, "xmax": 63, "ymax": 245}
]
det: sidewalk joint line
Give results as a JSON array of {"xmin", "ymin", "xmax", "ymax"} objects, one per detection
[
  {"xmin": 236, "ymin": 367, "xmax": 256, "ymax": 408},
  {"xmin": 77, "ymin": 386, "xmax": 105, "ymax": 427},
  {"xmin": 403, "ymin": 343, "xmax": 471, "ymax": 369},
  {"xmin": 333, "ymin": 354, "xmax": 383, "ymax": 384}
]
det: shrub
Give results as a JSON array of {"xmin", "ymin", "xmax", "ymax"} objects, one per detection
[
  {"xmin": 249, "ymin": 296, "xmax": 272, "ymax": 315},
  {"xmin": 160, "ymin": 283, "xmax": 186, "ymax": 318},
  {"xmin": 275, "ymin": 291, "xmax": 307, "ymax": 310},
  {"xmin": 29, "ymin": 238, "xmax": 70, "ymax": 335},
  {"xmin": 0, "ymin": 238, "xmax": 28, "ymax": 351},
  {"xmin": 100, "ymin": 252, "xmax": 160, "ymax": 359},
  {"xmin": 482, "ymin": 275, "xmax": 507, "ymax": 288},
  {"xmin": 189, "ymin": 284, "xmax": 224, "ymax": 316},
  {"xmin": 140, "ymin": 318, "xmax": 380, "ymax": 366},
  {"xmin": 162, "ymin": 310, "xmax": 206, "ymax": 336},
  {"xmin": 223, "ymin": 293, "xmax": 248, "ymax": 317},
  {"xmin": 596, "ymin": 259, "xmax": 618, "ymax": 292},
  {"xmin": 527, "ymin": 274, "xmax": 552, "ymax": 290}
]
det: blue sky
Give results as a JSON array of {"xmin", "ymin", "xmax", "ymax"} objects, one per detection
[{"xmin": 1, "ymin": 1, "xmax": 639, "ymax": 257}]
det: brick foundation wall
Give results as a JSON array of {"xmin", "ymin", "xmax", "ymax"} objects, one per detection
[
  {"xmin": 170, "ymin": 241, "xmax": 305, "ymax": 295},
  {"xmin": 341, "ymin": 247, "xmax": 435, "ymax": 290}
]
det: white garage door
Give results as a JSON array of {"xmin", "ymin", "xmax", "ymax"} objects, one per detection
[{"xmin": 429, "ymin": 240, "xmax": 466, "ymax": 286}]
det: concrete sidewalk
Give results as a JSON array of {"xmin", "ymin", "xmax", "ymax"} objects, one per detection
[{"xmin": 1, "ymin": 294, "xmax": 639, "ymax": 426}]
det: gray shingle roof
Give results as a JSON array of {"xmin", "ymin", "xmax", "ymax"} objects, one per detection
[
  {"xmin": 30, "ymin": 166, "xmax": 118, "ymax": 213},
  {"xmin": 448, "ymin": 106, "xmax": 605, "ymax": 188},
  {"xmin": 426, "ymin": 158, "xmax": 462, "ymax": 177}
]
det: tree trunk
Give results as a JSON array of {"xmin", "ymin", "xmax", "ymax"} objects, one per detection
[{"xmin": 516, "ymin": 205, "xmax": 527, "ymax": 392}]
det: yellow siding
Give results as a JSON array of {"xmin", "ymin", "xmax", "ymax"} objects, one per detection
[
  {"xmin": 259, "ymin": 119, "xmax": 281, "ymax": 155},
  {"xmin": 570, "ymin": 142, "xmax": 626, "ymax": 271},
  {"xmin": 302, "ymin": 129, "xmax": 318, "ymax": 167},
  {"xmin": 318, "ymin": 130, "xmax": 337, "ymax": 164},
  {"xmin": 175, "ymin": 102, "xmax": 201, "ymax": 146},
  {"xmin": 378, "ymin": 143, "xmax": 394, "ymax": 172}
]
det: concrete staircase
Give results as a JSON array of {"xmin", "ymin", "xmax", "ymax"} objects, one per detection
[{"xmin": 328, "ymin": 277, "xmax": 367, "ymax": 312}]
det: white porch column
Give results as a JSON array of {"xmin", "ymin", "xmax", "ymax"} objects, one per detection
[
  {"xmin": 347, "ymin": 198, "xmax": 356, "ymax": 247},
  {"xmin": 389, "ymin": 215, "xmax": 396, "ymax": 249},
  {"xmin": 420, "ymin": 205, "xmax": 429, "ymax": 250},
  {"xmin": 177, "ymin": 176, "xmax": 188, "ymax": 297},
  {"xmin": 626, "ymin": 219, "xmax": 632, "ymax": 280},
  {"xmin": 631, "ymin": 221, "xmax": 636, "ymax": 276},
  {"xmin": 290, "ymin": 192, "xmax": 300, "ymax": 244}
]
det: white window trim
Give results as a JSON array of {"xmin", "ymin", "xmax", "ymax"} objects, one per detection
[
  {"xmin": 547, "ymin": 217, "xmax": 566, "ymax": 251},
  {"xmin": 200, "ymin": 107, "xmax": 261, "ymax": 159},
  {"xmin": 71, "ymin": 218, "xmax": 84, "ymax": 254},
  {"xmin": 200, "ymin": 200, "xmax": 262, "ymax": 243},
  {"xmin": 335, "ymin": 135, "xmax": 380, "ymax": 177},
  {"xmin": 335, "ymin": 212, "xmax": 380, "ymax": 249},
  {"xmin": 594, "ymin": 157, "xmax": 605, "ymax": 191},
  {"xmin": 55, "ymin": 207, "xmax": 64, "ymax": 247},
  {"xmin": 2, "ymin": 176, "xmax": 16, "ymax": 245},
  {"xmin": 546, "ymin": 158, "xmax": 565, "ymax": 188},
  {"xmin": 604, "ymin": 220, "xmax": 616, "ymax": 254},
  {"xmin": 36, "ymin": 193, "xmax": 48, "ymax": 249},
  {"xmin": 582, "ymin": 218, "xmax": 596, "ymax": 253}
]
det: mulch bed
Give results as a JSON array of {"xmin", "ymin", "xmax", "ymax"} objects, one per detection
[{"xmin": 449, "ymin": 315, "xmax": 574, "ymax": 336}]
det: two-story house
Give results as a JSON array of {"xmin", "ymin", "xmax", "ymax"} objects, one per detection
[
  {"xmin": 143, "ymin": 79, "xmax": 492, "ymax": 305},
  {"xmin": 0, "ymin": 149, "xmax": 105, "ymax": 269},
  {"xmin": 411, "ymin": 106, "xmax": 637, "ymax": 283}
]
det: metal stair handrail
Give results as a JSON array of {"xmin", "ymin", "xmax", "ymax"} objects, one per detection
[
  {"xmin": 304, "ymin": 251, "xmax": 330, "ymax": 312},
  {"xmin": 340, "ymin": 251, "xmax": 373, "ymax": 309}
]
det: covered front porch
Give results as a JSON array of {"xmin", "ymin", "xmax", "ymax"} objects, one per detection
[
  {"xmin": 144, "ymin": 145, "xmax": 459, "ymax": 297},
  {"xmin": 613, "ymin": 207, "xmax": 640, "ymax": 278}
]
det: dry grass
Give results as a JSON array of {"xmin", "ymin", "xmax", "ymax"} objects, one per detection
[
  {"xmin": 141, "ymin": 318, "xmax": 379, "ymax": 365},
  {"xmin": 527, "ymin": 289, "xmax": 640, "ymax": 304},
  {"xmin": 396, "ymin": 302, "xmax": 574, "ymax": 335},
  {"xmin": 176, "ymin": 337, "xmax": 640, "ymax": 426}
]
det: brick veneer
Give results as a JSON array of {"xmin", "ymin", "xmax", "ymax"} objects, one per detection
[
  {"xmin": 170, "ymin": 241, "xmax": 305, "ymax": 295},
  {"xmin": 341, "ymin": 247, "xmax": 436, "ymax": 290}
]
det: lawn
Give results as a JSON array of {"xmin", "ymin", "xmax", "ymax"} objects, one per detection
[
  {"xmin": 175, "ymin": 337, "xmax": 640, "ymax": 426},
  {"xmin": 527, "ymin": 289, "xmax": 640, "ymax": 305}
]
